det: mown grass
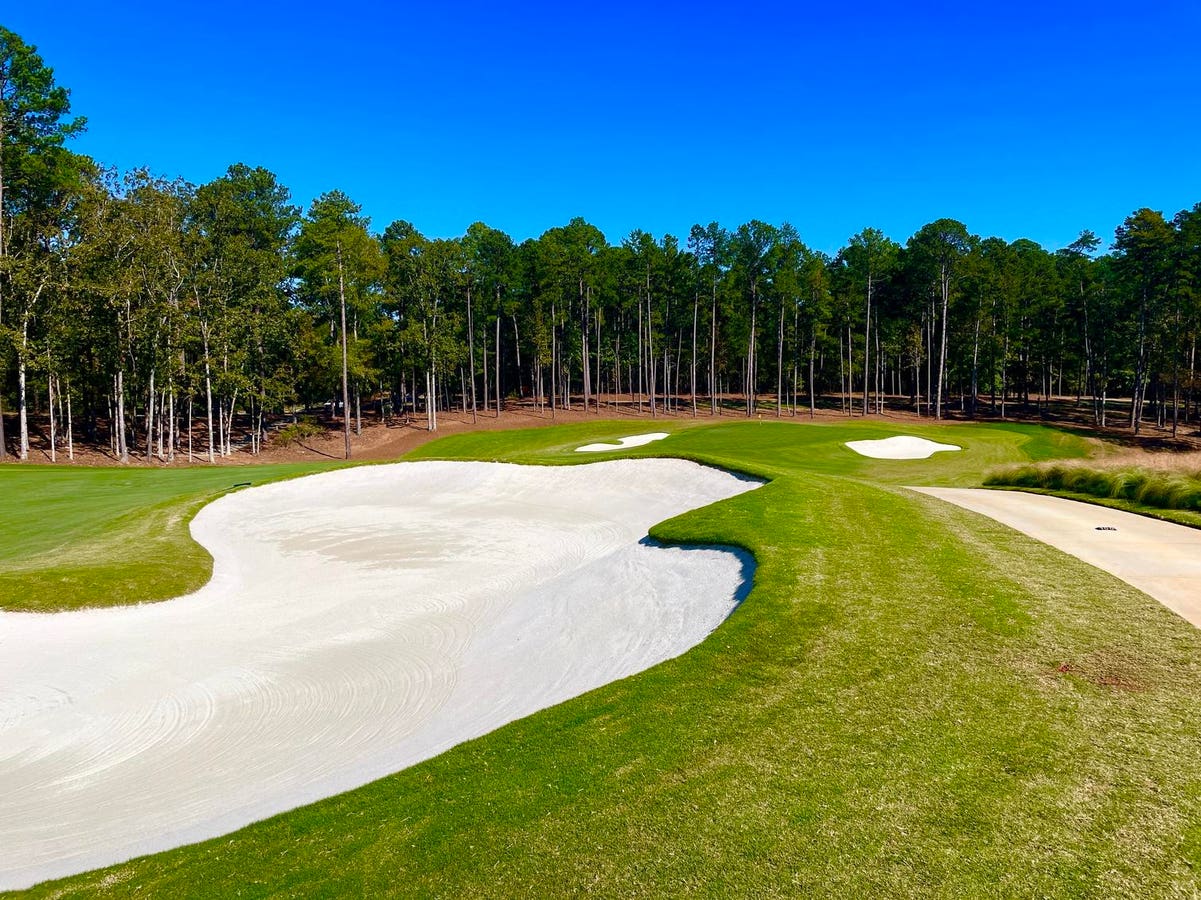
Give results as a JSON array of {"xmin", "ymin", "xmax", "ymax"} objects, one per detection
[
  {"xmin": 986, "ymin": 460, "xmax": 1201, "ymax": 528},
  {"xmin": 12, "ymin": 418, "xmax": 1201, "ymax": 898},
  {"xmin": 0, "ymin": 463, "xmax": 337, "ymax": 612}
]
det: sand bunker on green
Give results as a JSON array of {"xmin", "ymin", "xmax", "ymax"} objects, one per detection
[
  {"xmin": 575, "ymin": 432, "xmax": 669, "ymax": 452},
  {"xmin": 0, "ymin": 458, "xmax": 757, "ymax": 891},
  {"xmin": 846, "ymin": 435, "xmax": 961, "ymax": 459}
]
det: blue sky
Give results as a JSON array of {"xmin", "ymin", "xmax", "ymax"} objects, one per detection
[{"xmin": 8, "ymin": 1, "xmax": 1201, "ymax": 252}]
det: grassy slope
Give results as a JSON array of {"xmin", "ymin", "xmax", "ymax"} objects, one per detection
[
  {"xmin": 14, "ymin": 419, "xmax": 1201, "ymax": 897},
  {"xmin": 0, "ymin": 463, "xmax": 337, "ymax": 612}
]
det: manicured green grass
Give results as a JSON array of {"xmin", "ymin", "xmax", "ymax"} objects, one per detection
[
  {"xmin": 14, "ymin": 418, "xmax": 1201, "ymax": 898},
  {"xmin": 407, "ymin": 417, "xmax": 1086, "ymax": 485},
  {"xmin": 0, "ymin": 463, "xmax": 336, "ymax": 612}
]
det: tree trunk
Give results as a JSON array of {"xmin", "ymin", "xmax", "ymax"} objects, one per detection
[
  {"xmin": 808, "ymin": 326, "xmax": 817, "ymax": 418},
  {"xmin": 875, "ymin": 310, "xmax": 883, "ymax": 414},
  {"xmin": 746, "ymin": 293, "xmax": 756, "ymax": 417},
  {"xmin": 776, "ymin": 301, "xmax": 784, "ymax": 417},
  {"xmin": 580, "ymin": 280, "xmax": 590, "ymax": 413},
  {"xmin": 117, "ymin": 369, "xmax": 129, "ymax": 463},
  {"xmin": 18, "ymin": 317, "xmax": 29, "ymax": 460},
  {"xmin": 203, "ymin": 329, "xmax": 215, "ymax": 463},
  {"xmin": 337, "ymin": 243, "xmax": 351, "ymax": 459},
  {"xmin": 969, "ymin": 306, "xmax": 981, "ymax": 419},
  {"xmin": 145, "ymin": 368, "xmax": 156, "ymax": 461},
  {"xmin": 512, "ymin": 315, "xmax": 522, "ymax": 399},
  {"xmin": 936, "ymin": 267, "xmax": 950, "ymax": 420},
  {"xmin": 863, "ymin": 275, "xmax": 872, "ymax": 415},
  {"xmin": 66, "ymin": 379, "xmax": 74, "ymax": 461},
  {"xmin": 647, "ymin": 287, "xmax": 656, "ymax": 418},
  {"xmin": 691, "ymin": 294, "xmax": 698, "ymax": 416},
  {"xmin": 48, "ymin": 370, "xmax": 56, "ymax": 463},
  {"xmin": 838, "ymin": 324, "xmax": 846, "ymax": 415},
  {"xmin": 467, "ymin": 285, "xmax": 477, "ymax": 423},
  {"xmin": 637, "ymin": 298, "xmax": 643, "ymax": 415},
  {"xmin": 1001, "ymin": 331, "xmax": 1009, "ymax": 420},
  {"xmin": 710, "ymin": 278, "xmax": 718, "ymax": 415}
]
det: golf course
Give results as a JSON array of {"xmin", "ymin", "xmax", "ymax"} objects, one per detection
[{"xmin": 5, "ymin": 417, "xmax": 1201, "ymax": 897}]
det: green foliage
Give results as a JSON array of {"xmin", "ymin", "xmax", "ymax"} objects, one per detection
[
  {"xmin": 987, "ymin": 461, "xmax": 1201, "ymax": 514},
  {"xmin": 271, "ymin": 418, "xmax": 324, "ymax": 447},
  {"xmin": 0, "ymin": 26, "xmax": 86, "ymax": 195}
]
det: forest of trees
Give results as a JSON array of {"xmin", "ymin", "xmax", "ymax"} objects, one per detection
[{"xmin": 3, "ymin": 27, "xmax": 1200, "ymax": 463}]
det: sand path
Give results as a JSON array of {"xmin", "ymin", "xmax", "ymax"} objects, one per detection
[
  {"xmin": 0, "ymin": 459, "xmax": 758, "ymax": 890},
  {"xmin": 914, "ymin": 487, "xmax": 1201, "ymax": 627}
]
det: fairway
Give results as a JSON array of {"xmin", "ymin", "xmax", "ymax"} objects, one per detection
[{"xmin": 6, "ymin": 418, "xmax": 1201, "ymax": 898}]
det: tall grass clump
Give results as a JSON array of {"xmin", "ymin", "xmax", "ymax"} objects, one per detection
[{"xmin": 986, "ymin": 461, "xmax": 1201, "ymax": 513}]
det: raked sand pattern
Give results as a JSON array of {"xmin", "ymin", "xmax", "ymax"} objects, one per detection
[
  {"xmin": 576, "ymin": 432, "xmax": 670, "ymax": 452},
  {"xmin": 0, "ymin": 459, "xmax": 759, "ymax": 890},
  {"xmin": 845, "ymin": 435, "xmax": 961, "ymax": 459}
]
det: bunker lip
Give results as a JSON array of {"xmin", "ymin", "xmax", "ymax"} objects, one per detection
[
  {"xmin": 576, "ymin": 432, "xmax": 670, "ymax": 452},
  {"xmin": 0, "ymin": 458, "xmax": 758, "ymax": 891},
  {"xmin": 912, "ymin": 486, "xmax": 1201, "ymax": 628},
  {"xmin": 846, "ymin": 436, "xmax": 961, "ymax": 459}
]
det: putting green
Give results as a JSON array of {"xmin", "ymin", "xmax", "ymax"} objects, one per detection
[{"xmin": 10, "ymin": 419, "xmax": 1201, "ymax": 898}]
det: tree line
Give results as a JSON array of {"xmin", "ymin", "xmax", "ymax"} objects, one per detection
[{"xmin": 3, "ymin": 27, "xmax": 1200, "ymax": 462}]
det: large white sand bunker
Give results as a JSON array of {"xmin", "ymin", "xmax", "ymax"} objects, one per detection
[
  {"xmin": 846, "ymin": 435, "xmax": 961, "ymax": 459},
  {"xmin": 914, "ymin": 487, "xmax": 1201, "ymax": 628},
  {"xmin": 0, "ymin": 459, "xmax": 759, "ymax": 890},
  {"xmin": 576, "ymin": 432, "xmax": 669, "ymax": 452}
]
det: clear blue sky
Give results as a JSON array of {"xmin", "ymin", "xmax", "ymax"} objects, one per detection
[{"xmin": 8, "ymin": 1, "xmax": 1201, "ymax": 253}]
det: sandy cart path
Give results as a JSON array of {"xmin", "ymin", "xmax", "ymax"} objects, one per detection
[
  {"xmin": 0, "ymin": 459, "xmax": 758, "ymax": 891},
  {"xmin": 913, "ymin": 487, "xmax": 1201, "ymax": 628}
]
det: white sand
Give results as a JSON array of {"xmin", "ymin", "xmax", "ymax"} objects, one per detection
[
  {"xmin": 0, "ymin": 459, "xmax": 758, "ymax": 890},
  {"xmin": 576, "ymin": 432, "xmax": 669, "ymax": 452},
  {"xmin": 914, "ymin": 487, "xmax": 1201, "ymax": 627},
  {"xmin": 846, "ymin": 435, "xmax": 961, "ymax": 459}
]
